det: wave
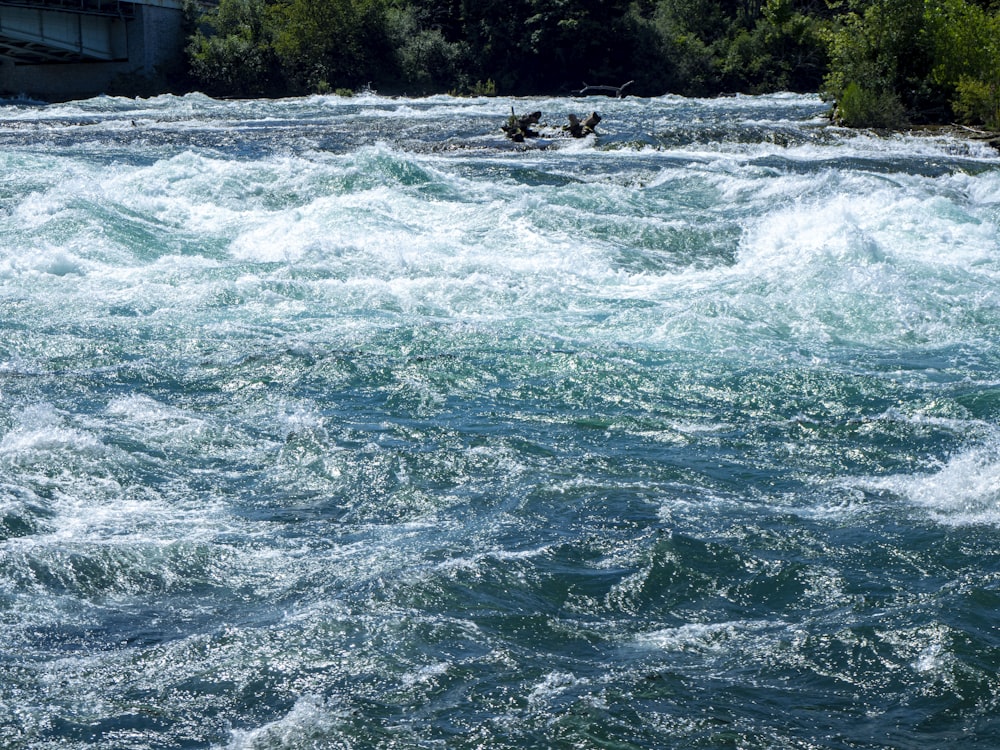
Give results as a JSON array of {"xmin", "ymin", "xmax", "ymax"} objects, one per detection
[
  {"xmin": 3, "ymin": 93, "xmax": 1000, "ymax": 749},
  {"xmin": 858, "ymin": 440, "xmax": 1000, "ymax": 525}
]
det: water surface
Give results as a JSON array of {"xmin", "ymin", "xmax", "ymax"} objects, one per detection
[{"xmin": 1, "ymin": 92, "xmax": 999, "ymax": 749}]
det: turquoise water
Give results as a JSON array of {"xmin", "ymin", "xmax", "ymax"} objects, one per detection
[{"xmin": 1, "ymin": 92, "xmax": 1000, "ymax": 749}]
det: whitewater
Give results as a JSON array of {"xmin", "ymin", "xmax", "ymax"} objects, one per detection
[{"xmin": 1, "ymin": 92, "xmax": 999, "ymax": 749}]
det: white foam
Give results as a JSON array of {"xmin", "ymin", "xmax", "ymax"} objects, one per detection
[
  {"xmin": 527, "ymin": 670, "xmax": 589, "ymax": 704},
  {"xmin": 714, "ymin": 178, "xmax": 1000, "ymax": 349},
  {"xmin": 222, "ymin": 694, "xmax": 346, "ymax": 750},
  {"xmin": 0, "ymin": 403, "xmax": 108, "ymax": 461},
  {"xmin": 913, "ymin": 642, "xmax": 948, "ymax": 674},
  {"xmin": 105, "ymin": 394, "xmax": 215, "ymax": 449},
  {"xmin": 400, "ymin": 660, "xmax": 450, "ymax": 687},
  {"xmin": 3, "ymin": 93, "xmax": 994, "ymax": 362},
  {"xmin": 632, "ymin": 619, "xmax": 777, "ymax": 653},
  {"xmin": 860, "ymin": 443, "xmax": 1000, "ymax": 525}
]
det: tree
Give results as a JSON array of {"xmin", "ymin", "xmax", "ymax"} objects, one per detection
[
  {"xmin": 270, "ymin": 0, "xmax": 391, "ymax": 93},
  {"xmin": 722, "ymin": 0, "xmax": 828, "ymax": 92},
  {"xmin": 822, "ymin": 0, "xmax": 938, "ymax": 126},
  {"xmin": 925, "ymin": 0, "xmax": 1000, "ymax": 128},
  {"xmin": 522, "ymin": 0, "xmax": 635, "ymax": 90},
  {"xmin": 457, "ymin": 0, "xmax": 533, "ymax": 91},
  {"xmin": 187, "ymin": 0, "xmax": 280, "ymax": 96},
  {"xmin": 386, "ymin": 3, "xmax": 470, "ymax": 92}
]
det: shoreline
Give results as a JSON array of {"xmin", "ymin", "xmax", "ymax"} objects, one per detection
[{"xmin": 905, "ymin": 123, "xmax": 1000, "ymax": 152}]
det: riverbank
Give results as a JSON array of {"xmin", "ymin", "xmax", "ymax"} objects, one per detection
[{"xmin": 906, "ymin": 123, "xmax": 1000, "ymax": 152}]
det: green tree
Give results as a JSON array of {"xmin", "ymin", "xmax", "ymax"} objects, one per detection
[
  {"xmin": 187, "ymin": 0, "xmax": 280, "ymax": 96},
  {"xmin": 925, "ymin": 0, "xmax": 1000, "ymax": 128},
  {"xmin": 521, "ymin": 0, "xmax": 635, "ymax": 90},
  {"xmin": 457, "ymin": 0, "xmax": 534, "ymax": 92},
  {"xmin": 270, "ymin": 0, "xmax": 392, "ymax": 93},
  {"xmin": 822, "ymin": 0, "xmax": 938, "ymax": 126},
  {"xmin": 637, "ymin": 0, "xmax": 727, "ymax": 95},
  {"xmin": 386, "ymin": 3, "xmax": 470, "ymax": 92},
  {"xmin": 722, "ymin": 0, "xmax": 828, "ymax": 92},
  {"xmin": 180, "ymin": 0, "xmax": 998, "ymax": 125}
]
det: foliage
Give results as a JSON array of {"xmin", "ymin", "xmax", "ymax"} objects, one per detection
[
  {"xmin": 925, "ymin": 0, "xmax": 1000, "ymax": 128},
  {"xmin": 822, "ymin": 0, "xmax": 1000, "ymax": 127},
  {"xmin": 268, "ymin": 0, "xmax": 392, "ymax": 93},
  {"xmin": 952, "ymin": 78, "xmax": 1000, "ymax": 130},
  {"xmin": 522, "ymin": 0, "xmax": 634, "ymax": 91},
  {"xmin": 468, "ymin": 79, "xmax": 498, "ymax": 96},
  {"xmin": 722, "ymin": 0, "xmax": 828, "ymax": 92},
  {"xmin": 386, "ymin": 4, "xmax": 469, "ymax": 92},
  {"xmin": 835, "ymin": 81, "xmax": 908, "ymax": 126},
  {"xmin": 821, "ymin": 0, "xmax": 935, "ymax": 125},
  {"xmin": 187, "ymin": 0, "xmax": 279, "ymax": 96}
]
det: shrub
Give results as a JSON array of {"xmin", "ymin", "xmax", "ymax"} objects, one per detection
[
  {"xmin": 186, "ymin": 0, "xmax": 277, "ymax": 96},
  {"xmin": 925, "ymin": 0, "xmax": 1000, "ymax": 128},
  {"xmin": 835, "ymin": 81, "xmax": 908, "ymax": 127},
  {"xmin": 822, "ymin": 0, "xmax": 938, "ymax": 123},
  {"xmin": 953, "ymin": 77, "xmax": 1000, "ymax": 130}
]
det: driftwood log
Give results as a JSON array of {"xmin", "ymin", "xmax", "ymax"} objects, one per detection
[
  {"xmin": 501, "ymin": 109, "xmax": 601, "ymax": 141},
  {"xmin": 564, "ymin": 111, "xmax": 601, "ymax": 138},
  {"xmin": 576, "ymin": 80, "xmax": 634, "ymax": 98},
  {"xmin": 958, "ymin": 124, "xmax": 1000, "ymax": 150},
  {"xmin": 501, "ymin": 109, "xmax": 542, "ymax": 142}
]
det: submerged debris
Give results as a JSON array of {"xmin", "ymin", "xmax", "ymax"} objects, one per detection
[
  {"xmin": 501, "ymin": 109, "xmax": 601, "ymax": 141},
  {"xmin": 502, "ymin": 109, "xmax": 542, "ymax": 142},
  {"xmin": 564, "ymin": 112, "xmax": 601, "ymax": 138},
  {"xmin": 575, "ymin": 80, "xmax": 634, "ymax": 98}
]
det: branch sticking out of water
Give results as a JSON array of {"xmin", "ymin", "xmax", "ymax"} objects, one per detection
[{"xmin": 576, "ymin": 81, "xmax": 634, "ymax": 98}]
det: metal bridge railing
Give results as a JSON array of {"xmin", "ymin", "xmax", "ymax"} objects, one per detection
[{"xmin": 0, "ymin": 0, "xmax": 135, "ymax": 18}]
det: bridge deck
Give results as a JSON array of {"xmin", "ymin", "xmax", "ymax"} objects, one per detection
[
  {"xmin": 0, "ymin": 0, "xmax": 188, "ymax": 65},
  {"xmin": 0, "ymin": 0, "xmax": 187, "ymax": 12}
]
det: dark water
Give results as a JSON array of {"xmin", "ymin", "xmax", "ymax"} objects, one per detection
[{"xmin": 1, "ymin": 92, "xmax": 999, "ymax": 749}]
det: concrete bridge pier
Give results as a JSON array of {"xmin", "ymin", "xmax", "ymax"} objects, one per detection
[{"xmin": 0, "ymin": 1, "xmax": 189, "ymax": 101}]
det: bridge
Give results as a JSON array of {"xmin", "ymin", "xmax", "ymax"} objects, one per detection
[{"xmin": 0, "ymin": 0, "xmax": 192, "ymax": 99}]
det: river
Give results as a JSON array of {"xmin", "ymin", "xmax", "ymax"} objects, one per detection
[{"xmin": 1, "ymin": 92, "xmax": 999, "ymax": 749}]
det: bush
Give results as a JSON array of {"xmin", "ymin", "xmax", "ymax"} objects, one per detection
[
  {"xmin": 186, "ymin": 0, "xmax": 277, "ymax": 96},
  {"xmin": 835, "ymin": 81, "xmax": 908, "ymax": 127},
  {"xmin": 722, "ymin": 0, "xmax": 828, "ymax": 93},
  {"xmin": 822, "ymin": 0, "xmax": 939, "ymax": 123},
  {"xmin": 396, "ymin": 28, "xmax": 468, "ymax": 91},
  {"xmin": 925, "ymin": 0, "xmax": 1000, "ymax": 128},
  {"xmin": 469, "ymin": 79, "xmax": 498, "ymax": 96},
  {"xmin": 953, "ymin": 77, "xmax": 1000, "ymax": 130}
]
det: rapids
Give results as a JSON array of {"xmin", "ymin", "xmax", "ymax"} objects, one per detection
[{"xmin": 1, "ymin": 92, "xmax": 999, "ymax": 749}]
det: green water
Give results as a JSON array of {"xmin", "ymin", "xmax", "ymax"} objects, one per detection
[{"xmin": 1, "ymin": 92, "xmax": 999, "ymax": 749}]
